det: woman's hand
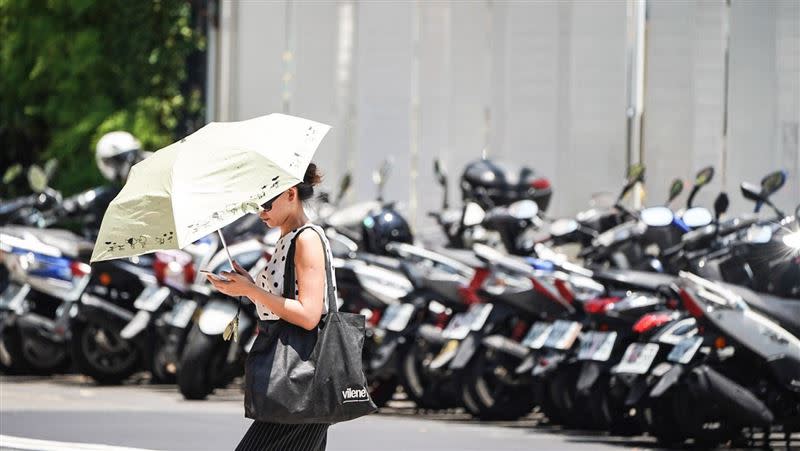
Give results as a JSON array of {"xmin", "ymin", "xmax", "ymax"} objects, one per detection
[
  {"xmin": 206, "ymin": 271, "xmax": 254, "ymax": 297},
  {"xmin": 231, "ymin": 260, "xmax": 254, "ymax": 284}
]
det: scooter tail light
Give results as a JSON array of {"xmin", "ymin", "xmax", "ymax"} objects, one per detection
[
  {"xmin": 553, "ymin": 279, "xmax": 575, "ymax": 304},
  {"xmin": 679, "ymin": 288, "xmax": 705, "ymax": 319},
  {"xmin": 70, "ymin": 261, "xmax": 91, "ymax": 277},
  {"xmin": 714, "ymin": 336, "xmax": 726, "ymax": 349},
  {"xmin": 153, "ymin": 259, "xmax": 168, "ymax": 286},
  {"xmin": 368, "ymin": 308, "xmax": 382, "ymax": 327},
  {"xmin": 184, "ymin": 262, "xmax": 196, "ymax": 284},
  {"xmin": 584, "ymin": 297, "xmax": 620, "ymax": 314},
  {"xmin": 511, "ymin": 321, "xmax": 528, "ymax": 342},
  {"xmin": 632, "ymin": 312, "xmax": 673, "ymax": 334},
  {"xmin": 459, "ymin": 267, "xmax": 491, "ymax": 305},
  {"xmin": 531, "ymin": 178, "xmax": 551, "ymax": 190}
]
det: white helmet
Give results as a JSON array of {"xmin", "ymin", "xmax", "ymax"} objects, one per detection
[{"xmin": 95, "ymin": 131, "xmax": 143, "ymax": 183}]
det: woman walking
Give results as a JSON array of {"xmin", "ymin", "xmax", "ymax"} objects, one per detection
[{"xmin": 207, "ymin": 163, "xmax": 336, "ymax": 450}]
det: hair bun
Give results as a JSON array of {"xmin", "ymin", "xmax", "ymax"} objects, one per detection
[{"xmin": 304, "ymin": 163, "xmax": 322, "ymax": 187}]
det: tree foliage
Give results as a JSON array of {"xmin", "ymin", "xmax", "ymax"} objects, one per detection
[{"xmin": 0, "ymin": 0, "xmax": 205, "ymax": 197}]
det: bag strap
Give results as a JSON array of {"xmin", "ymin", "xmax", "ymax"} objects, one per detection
[{"xmin": 283, "ymin": 224, "xmax": 337, "ymax": 315}]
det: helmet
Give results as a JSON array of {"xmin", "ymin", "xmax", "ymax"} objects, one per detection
[
  {"xmin": 361, "ymin": 206, "xmax": 414, "ymax": 255},
  {"xmin": 95, "ymin": 131, "xmax": 143, "ymax": 183}
]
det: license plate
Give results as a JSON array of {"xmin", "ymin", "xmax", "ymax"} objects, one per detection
[
  {"xmin": 614, "ymin": 343, "xmax": 660, "ymax": 374},
  {"xmin": 442, "ymin": 313, "xmax": 471, "ymax": 340},
  {"xmin": 667, "ymin": 336, "xmax": 703, "ymax": 364},
  {"xmin": 133, "ymin": 286, "xmax": 170, "ymax": 312},
  {"xmin": 544, "ymin": 320, "xmax": 582, "ymax": 350},
  {"xmin": 378, "ymin": 303, "xmax": 415, "ymax": 332},
  {"xmin": 467, "ymin": 303, "xmax": 493, "ymax": 331},
  {"xmin": 170, "ymin": 299, "xmax": 198, "ymax": 328},
  {"xmin": 0, "ymin": 284, "xmax": 29, "ymax": 311},
  {"xmin": 577, "ymin": 331, "xmax": 617, "ymax": 362},
  {"xmin": 522, "ymin": 322, "xmax": 553, "ymax": 349}
]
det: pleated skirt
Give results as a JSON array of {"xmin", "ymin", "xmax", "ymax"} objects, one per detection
[{"xmin": 235, "ymin": 421, "xmax": 329, "ymax": 451}]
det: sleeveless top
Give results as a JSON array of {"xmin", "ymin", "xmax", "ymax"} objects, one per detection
[{"xmin": 254, "ymin": 223, "xmax": 337, "ymax": 321}]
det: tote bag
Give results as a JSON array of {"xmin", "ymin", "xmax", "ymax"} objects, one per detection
[{"xmin": 244, "ymin": 226, "xmax": 378, "ymax": 423}]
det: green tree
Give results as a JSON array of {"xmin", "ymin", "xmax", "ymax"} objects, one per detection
[{"xmin": 0, "ymin": 0, "xmax": 205, "ymax": 197}]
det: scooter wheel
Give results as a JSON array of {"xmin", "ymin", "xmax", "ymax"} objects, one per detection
[
  {"xmin": 177, "ymin": 324, "xmax": 227, "ymax": 400},
  {"xmin": 70, "ymin": 319, "xmax": 140, "ymax": 385}
]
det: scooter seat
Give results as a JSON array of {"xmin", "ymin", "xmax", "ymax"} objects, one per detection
[
  {"xmin": 725, "ymin": 284, "xmax": 800, "ymax": 337},
  {"xmin": 0, "ymin": 225, "xmax": 94, "ymax": 260},
  {"xmin": 593, "ymin": 268, "xmax": 678, "ymax": 292}
]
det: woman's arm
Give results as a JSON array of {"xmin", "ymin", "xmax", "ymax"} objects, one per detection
[{"xmin": 239, "ymin": 229, "xmax": 327, "ymax": 330}]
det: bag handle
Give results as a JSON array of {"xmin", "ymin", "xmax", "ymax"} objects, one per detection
[{"xmin": 283, "ymin": 224, "xmax": 337, "ymax": 316}]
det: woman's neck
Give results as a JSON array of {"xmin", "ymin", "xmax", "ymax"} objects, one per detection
[{"xmin": 281, "ymin": 212, "xmax": 310, "ymax": 236}]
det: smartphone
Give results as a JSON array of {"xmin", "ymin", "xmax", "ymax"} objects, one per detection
[{"xmin": 200, "ymin": 269, "xmax": 230, "ymax": 282}]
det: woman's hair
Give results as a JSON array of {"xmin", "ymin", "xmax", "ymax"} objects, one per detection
[{"xmin": 297, "ymin": 162, "xmax": 322, "ymax": 201}]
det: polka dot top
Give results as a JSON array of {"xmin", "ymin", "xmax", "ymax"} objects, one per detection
[{"xmin": 255, "ymin": 223, "xmax": 337, "ymax": 320}]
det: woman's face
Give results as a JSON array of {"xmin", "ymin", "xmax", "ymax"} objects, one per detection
[{"xmin": 258, "ymin": 188, "xmax": 293, "ymax": 228}]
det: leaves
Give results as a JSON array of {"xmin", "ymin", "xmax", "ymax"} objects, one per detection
[{"xmin": 0, "ymin": 0, "xmax": 205, "ymax": 197}]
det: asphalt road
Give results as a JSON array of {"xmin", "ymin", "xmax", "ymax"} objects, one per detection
[{"xmin": 0, "ymin": 374, "xmax": 664, "ymax": 451}]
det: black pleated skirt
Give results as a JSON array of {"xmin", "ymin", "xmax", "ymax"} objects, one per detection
[{"xmin": 235, "ymin": 421, "xmax": 329, "ymax": 451}]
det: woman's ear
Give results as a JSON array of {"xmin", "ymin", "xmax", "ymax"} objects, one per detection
[{"xmin": 288, "ymin": 187, "xmax": 297, "ymax": 201}]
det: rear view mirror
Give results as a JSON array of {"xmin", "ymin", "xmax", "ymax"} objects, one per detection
[
  {"xmin": 713, "ymin": 192, "xmax": 729, "ymax": 221},
  {"xmin": 27, "ymin": 165, "xmax": 48, "ymax": 193},
  {"xmin": 626, "ymin": 163, "xmax": 646, "ymax": 186},
  {"xmin": 760, "ymin": 170, "xmax": 786, "ymax": 196},
  {"xmin": 668, "ymin": 179, "xmax": 684, "ymax": 203},
  {"xmin": 336, "ymin": 173, "xmax": 352, "ymax": 204},
  {"xmin": 434, "ymin": 159, "xmax": 447, "ymax": 186},
  {"xmin": 740, "ymin": 182, "xmax": 763, "ymax": 202},
  {"xmin": 694, "ymin": 166, "xmax": 715, "ymax": 187}
]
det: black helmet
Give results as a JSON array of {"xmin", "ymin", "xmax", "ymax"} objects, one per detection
[{"xmin": 361, "ymin": 205, "xmax": 413, "ymax": 255}]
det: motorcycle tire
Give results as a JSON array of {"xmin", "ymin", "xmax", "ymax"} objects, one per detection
[
  {"xmin": 70, "ymin": 319, "xmax": 140, "ymax": 385},
  {"xmin": 178, "ymin": 324, "xmax": 228, "ymax": 400},
  {"xmin": 463, "ymin": 347, "xmax": 535, "ymax": 421}
]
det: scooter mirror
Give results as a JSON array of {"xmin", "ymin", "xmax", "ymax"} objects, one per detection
[
  {"xmin": 43, "ymin": 158, "xmax": 58, "ymax": 181},
  {"xmin": 668, "ymin": 179, "xmax": 684, "ymax": 203},
  {"xmin": 713, "ymin": 192, "xmax": 729, "ymax": 221},
  {"xmin": 760, "ymin": 170, "xmax": 786, "ymax": 196},
  {"xmin": 626, "ymin": 163, "xmax": 646, "ymax": 186},
  {"xmin": 683, "ymin": 207, "xmax": 713, "ymax": 228},
  {"xmin": 740, "ymin": 182, "xmax": 763, "ymax": 202},
  {"xmin": 3, "ymin": 163, "xmax": 23, "ymax": 185},
  {"xmin": 640, "ymin": 206, "xmax": 674, "ymax": 227},
  {"xmin": 694, "ymin": 166, "xmax": 715, "ymax": 187},
  {"xmin": 337, "ymin": 173, "xmax": 352, "ymax": 202},
  {"xmin": 434, "ymin": 159, "xmax": 447, "ymax": 186},
  {"xmin": 463, "ymin": 202, "xmax": 486, "ymax": 227},
  {"xmin": 27, "ymin": 165, "xmax": 48, "ymax": 193},
  {"xmin": 508, "ymin": 200, "xmax": 539, "ymax": 220}
]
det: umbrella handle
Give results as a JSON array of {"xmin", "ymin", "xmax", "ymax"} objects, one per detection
[{"xmin": 217, "ymin": 229, "xmax": 235, "ymax": 270}]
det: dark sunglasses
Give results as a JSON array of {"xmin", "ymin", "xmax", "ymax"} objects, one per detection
[{"xmin": 259, "ymin": 193, "xmax": 281, "ymax": 212}]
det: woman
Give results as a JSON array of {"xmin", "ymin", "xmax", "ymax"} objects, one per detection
[{"xmin": 206, "ymin": 163, "xmax": 335, "ymax": 451}]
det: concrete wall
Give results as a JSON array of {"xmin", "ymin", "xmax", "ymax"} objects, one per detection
[{"xmin": 212, "ymin": 0, "xmax": 799, "ymax": 237}]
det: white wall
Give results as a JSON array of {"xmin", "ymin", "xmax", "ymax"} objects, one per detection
[{"xmin": 212, "ymin": 0, "xmax": 799, "ymax": 237}]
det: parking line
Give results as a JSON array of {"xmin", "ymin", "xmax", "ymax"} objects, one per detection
[{"xmin": 0, "ymin": 434, "xmax": 158, "ymax": 451}]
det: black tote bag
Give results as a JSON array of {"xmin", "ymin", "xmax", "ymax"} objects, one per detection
[{"xmin": 244, "ymin": 226, "xmax": 377, "ymax": 424}]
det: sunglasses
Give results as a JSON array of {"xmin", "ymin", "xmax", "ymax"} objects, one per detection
[{"xmin": 259, "ymin": 193, "xmax": 281, "ymax": 212}]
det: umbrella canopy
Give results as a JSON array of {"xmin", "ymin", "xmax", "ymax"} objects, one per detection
[{"xmin": 90, "ymin": 113, "xmax": 331, "ymax": 263}]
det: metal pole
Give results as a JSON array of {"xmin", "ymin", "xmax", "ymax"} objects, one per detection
[{"xmin": 217, "ymin": 229, "xmax": 234, "ymax": 269}]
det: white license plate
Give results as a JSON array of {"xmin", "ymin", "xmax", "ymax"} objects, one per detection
[
  {"xmin": 0, "ymin": 284, "xmax": 29, "ymax": 311},
  {"xmin": 378, "ymin": 303, "xmax": 415, "ymax": 332},
  {"xmin": 170, "ymin": 299, "xmax": 197, "ymax": 328},
  {"xmin": 133, "ymin": 286, "xmax": 170, "ymax": 312},
  {"xmin": 614, "ymin": 343, "xmax": 660, "ymax": 374},
  {"xmin": 522, "ymin": 322, "xmax": 553, "ymax": 350},
  {"xmin": 667, "ymin": 336, "xmax": 703, "ymax": 364},
  {"xmin": 442, "ymin": 312, "xmax": 471, "ymax": 340},
  {"xmin": 544, "ymin": 320, "xmax": 582, "ymax": 350},
  {"xmin": 577, "ymin": 331, "xmax": 617, "ymax": 362},
  {"xmin": 468, "ymin": 303, "xmax": 493, "ymax": 331}
]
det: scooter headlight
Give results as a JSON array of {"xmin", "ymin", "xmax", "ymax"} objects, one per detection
[{"xmin": 782, "ymin": 230, "xmax": 800, "ymax": 250}]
